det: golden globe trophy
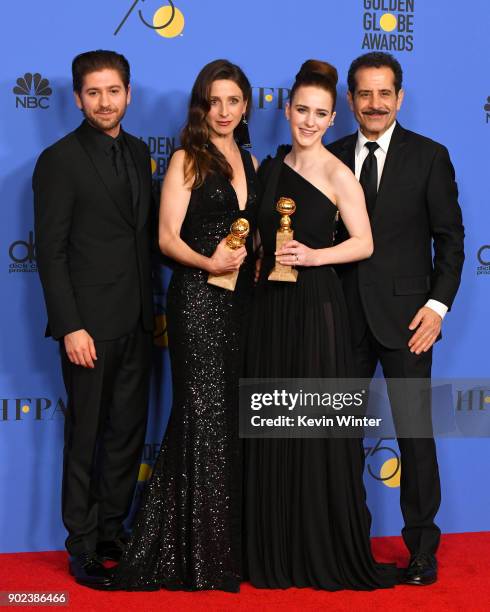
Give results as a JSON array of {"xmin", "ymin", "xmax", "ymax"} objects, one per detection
[
  {"xmin": 268, "ymin": 197, "xmax": 298, "ymax": 282},
  {"xmin": 208, "ymin": 217, "xmax": 250, "ymax": 291}
]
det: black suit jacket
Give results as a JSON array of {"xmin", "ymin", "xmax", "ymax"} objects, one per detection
[
  {"xmin": 327, "ymin": 123, "xmax": 464, "ymax": 349},
  {"xmin": 33, "ymin": 121, "xmax": 154, "ymax": 341}
]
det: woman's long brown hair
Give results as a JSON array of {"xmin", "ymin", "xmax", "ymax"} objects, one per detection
[{"xmin": 181, "ymin": 59, "xmax": 252, "ymax": 189}]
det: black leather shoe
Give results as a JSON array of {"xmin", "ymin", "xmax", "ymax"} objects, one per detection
[
  {"xmin": 96, "ymin": 537, "xmax": 128, "ymax": 562},
  {"xmin": 69, "ymin": 552, "xmax": 113, "ymax": 588},
  {"xmin": 404, "ymin": 552, "xmax": 437, "ymax": 586}
]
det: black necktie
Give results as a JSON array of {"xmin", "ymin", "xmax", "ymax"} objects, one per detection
[
  {"xmin": 112, "ymin": 139, "xmax": 126, "ymax": 177},
  {"xmin": 359, "ymin": 141, "xmax": 379, "ymax": 217},
  {"xmin": 112, "ymin": 138, "xmax": 139, "ymax": 217}
]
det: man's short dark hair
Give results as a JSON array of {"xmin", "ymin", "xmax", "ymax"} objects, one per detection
[
  {"xmin": 72, "ymin": 50, "xmax": 130, "ymax": 93},
  {"xmin": 347, "ymin": 52, "xmax": 403, "ymax": 95}
]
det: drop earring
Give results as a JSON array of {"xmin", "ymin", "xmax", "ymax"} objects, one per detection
[{"xmin": 235, "ymin": 114, "xmax": 252, "ymax": 148}]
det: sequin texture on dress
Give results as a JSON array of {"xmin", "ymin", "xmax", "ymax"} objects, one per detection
[{"xmin": 112, "ymin": 149, "xmax": 257, "ymax": 592}]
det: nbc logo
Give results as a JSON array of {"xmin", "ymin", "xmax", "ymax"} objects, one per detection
[{"xmin": 13, "ymin": 73, "xmax": 52, "ymax": 109}]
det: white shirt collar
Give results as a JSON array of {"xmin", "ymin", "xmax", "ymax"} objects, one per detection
[{"xmin": 355, "ymin": 120, "xmax": 397, "ymax": 156}]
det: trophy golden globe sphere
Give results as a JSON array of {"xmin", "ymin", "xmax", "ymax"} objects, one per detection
[
  {"xmin": 231, "ymin": 218, "xmax": 250, "ymax": 239},
  {"xmin": 276, "ymin": 197, "xmax": 296, "ymax": 216},
  {"xmin": 268, "ymin": 196, "xmax": 298, "ymax": 282},
  {"xmin": 208, "ymin": 217, "xmax": 250, "ymax": 290},
  {"xmin": 226, "ymin": 217, "xmax": 250, "ymax": 250},
  {"xmin": 276, "ymin": 197, "xmax": 296, "ymax": 233}
]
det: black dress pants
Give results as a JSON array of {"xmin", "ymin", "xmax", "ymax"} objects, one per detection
[
  {"xmin": 60, "ymin": 325, "xmax": 152, "ymax": 555},
  {"xmin": 353, "ymin": 328, "xmax": 441, "ymax": 556}
]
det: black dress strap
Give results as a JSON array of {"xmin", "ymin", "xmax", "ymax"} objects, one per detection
[{"xmin": 240, "ymin": 148, "xmax": 256, "ymax": 180}]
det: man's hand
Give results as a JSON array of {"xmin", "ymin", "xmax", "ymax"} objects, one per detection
[
  {"xmin": 64, "ymin": 329, "xmax": 97, "ymax": 368},
  {"xmin": 408, "ymin": 307, "xmax": 442, "ymax": 355}
]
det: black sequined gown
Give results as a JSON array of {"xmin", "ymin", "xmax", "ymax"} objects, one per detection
[
  {"xmin": 113, "ymin": 149, "xmax": 257, "ymax": 592},
  {"xmin": 243, "ymin": 158, "xmax": 398, "ymax": 590}
]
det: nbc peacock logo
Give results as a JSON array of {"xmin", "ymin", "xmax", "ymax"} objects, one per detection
[
  {"xmin": 13, "ymin": 73, "xmax": 52, "ymax": 109},
  {"xmin": 114, "ymin": 0, "xmax": 185, "ymax": 39}
]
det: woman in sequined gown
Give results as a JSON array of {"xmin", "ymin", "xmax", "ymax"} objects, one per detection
[
  {"xmin": 111, "ymin": 60, "xmax": 258, "ymax": 592},
  {"xmin": 243, "ymin": 61, "xmax": 399, "ymax": 590}
]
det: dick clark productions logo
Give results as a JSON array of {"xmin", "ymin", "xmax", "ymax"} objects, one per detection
[
  {"xmin": 114, "ymin": 0, "xmax": 185, "ymax": 38},
  {"xmin": 8, "ymin": 231, "xmax": 37, "ymax": 274},
  {"xmin": 13, "ymin": 73, "xmax": 52, "ymax": 109},
  {"xmin": 477, "ymin": 245, "xmax": 490, "ymax": 276}
]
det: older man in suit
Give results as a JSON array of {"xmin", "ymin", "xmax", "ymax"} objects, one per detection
[
  {"xmin": 328, "ymin": 52, "xmax": 464, "ymax": 586},
  {"xmin": 33, "ymin": 50, "xmax": 154, "ymax": 587}
]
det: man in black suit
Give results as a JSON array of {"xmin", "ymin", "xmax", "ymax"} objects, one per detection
[
  {"xmin": 328, "ymin": 52, "xmax": 464, "ymax": 585},
  {"xmin": 33, "ymin": 50, "xmax": 154, "ymax": 587}
]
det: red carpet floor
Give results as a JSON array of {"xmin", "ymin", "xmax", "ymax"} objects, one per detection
[{"xmin": 0, "ymin": 532, "xmax": 488, "ymax": 611}]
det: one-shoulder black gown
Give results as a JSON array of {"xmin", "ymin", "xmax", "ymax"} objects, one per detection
[{"xmin": 243, "ymin": 159, "xmax": 398, "ymax": 590}]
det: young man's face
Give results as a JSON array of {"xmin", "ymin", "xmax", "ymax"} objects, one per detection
[
  {"xmin": 348, "ymin": 66, "xmax": 404, "ymax": 140},
  {"xmin": 74, "ymin": 68, "xmax": 131, "ymax": 137}
]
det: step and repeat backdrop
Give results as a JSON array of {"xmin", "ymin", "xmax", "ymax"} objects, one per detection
[{"xmin": 1, "ymin": 0, "xmax": 489, "ymax": 552}]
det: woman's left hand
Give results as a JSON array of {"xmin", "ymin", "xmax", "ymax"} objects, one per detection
[{"xmin": 276, "ymin": 240, "xmax": 318, "ymax": 267}]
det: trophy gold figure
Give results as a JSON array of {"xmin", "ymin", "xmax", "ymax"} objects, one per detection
[
  {"xmin": 207, "ymin": 217, "xmax": 250, "ymax": 291},
  {"xmin": 268, "ymin": 197, "xmax": 298, "ymax": 282}
]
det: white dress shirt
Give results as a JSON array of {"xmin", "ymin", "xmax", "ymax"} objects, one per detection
[{"xmin": 354, "ymin": 121, "xmax": 448, "ymax": 320}]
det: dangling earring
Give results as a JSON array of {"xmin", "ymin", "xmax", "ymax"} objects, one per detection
[
  {"xmin": 235, "ymin": 114, "xmax": 252, "ymax": 148},
  {"xmin": 329, "ymin": 120, "xmax": 335, "ymax": 127}
]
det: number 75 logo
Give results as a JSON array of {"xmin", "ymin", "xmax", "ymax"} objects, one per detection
[
  {"xmin": 364, "ymin": 438, "xmax": 401, "ymax": 488},
  {"xmin": 114, "ymin": 0, "xmax": 184, "ymax": 38}
]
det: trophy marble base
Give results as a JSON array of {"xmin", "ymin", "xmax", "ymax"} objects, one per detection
[
  {"xmin": 268, "ymin": 264, "xmax": 298, "ymax": 282},
  {"xmin": 268, "ymin": 230, "xmax": 298, "ymax": 282},
  {"xmin": 208, "ymin": 270, "xmax": 239, "ymax": 291}
]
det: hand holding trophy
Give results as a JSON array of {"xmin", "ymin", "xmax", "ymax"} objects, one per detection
[
  {"xmin": 268, "ymin": 197, "xmax": 298, "ymax": 282},
  {"xmin": 208, "ymin": 217, "xmax": 250, "ymax": 291}
]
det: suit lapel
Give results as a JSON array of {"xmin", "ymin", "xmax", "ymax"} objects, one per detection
[
  {"xmin": 377, "ymin": 122, "xmax": 408, "ymax": 194},
  {"xmin": 372, "ymin": 123, "xmax": 409, "ymax": 223},
  {"xmin": 124, "ymin": 132, "xmax": 150, "ymax": 230},
  {"xmin": 339, "ymin": 133, "xmax": 357, "ymax": 173},
  {"xmin": 75, "ymin": 122, "xmax": 135, "ymax": 227}
]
